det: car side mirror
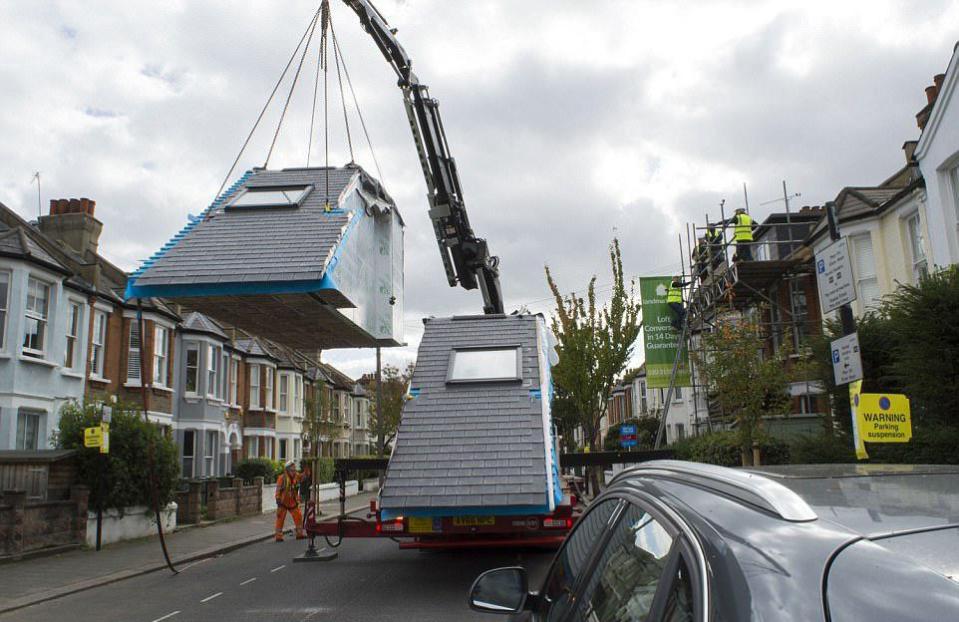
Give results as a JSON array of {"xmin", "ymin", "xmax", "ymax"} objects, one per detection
[{"xmin": 468, "ymin": 567, "xmax": 529, "ymax": 614}]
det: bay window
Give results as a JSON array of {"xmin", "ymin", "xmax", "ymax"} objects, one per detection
[
  {"xmin": 127, "ymin": 321, "xmax": 141, "ymax": 382},
  {"xmin": 91, "ymin": 310, "xmax": 107, "ymax": 377},
  {"xmin": 906, "ymin": 213, "xmax": 928, "ymax": 282},
  {"xmin": 279, "ymin": 373, "xmax": 289, "ymax": 413},
  {"xmin": 0, "ymin": 272, "xmax": 9, "ymax": 350},
  {"xmin": 249, "ymin": 364, "xmax": 261, "ymax": 408},
  {"xmin": 153, "ymin": 325, "xmax": 169, "ymax": 387},
  {"xmin": 229, "ymin": 358, "xmax": 239, "ymax": 405},
  {"xmin": 207, "ymin": 344, "xmax": 220, "ymax": 399},
  {"xmin": 265, "ymin": 368, "xmax": 274, "ymax": 410},
  {"xmin": 65, "ymin": 301, "xmax": 82, "ymax": 370},
  {"xmin": 185, "ymin": 344, "xmax": 199, "ymax": 395},
  {"xmin": 22, "ymin": 277, "xmax": 49, "ymax": 357}
]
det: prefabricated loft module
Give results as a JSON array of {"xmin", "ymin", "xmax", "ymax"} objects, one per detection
[
  {"xmin": 126, "ymin": 165, "xmax": 404, "ymax": 350},
  {"xmin": 379, "ymin": 314, "xmax": 564, "ymax": 520}
]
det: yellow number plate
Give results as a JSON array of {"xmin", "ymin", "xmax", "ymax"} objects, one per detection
[
  {"xmin": 407, "ymin": 517, "xmax": 436, "ymax": 533},
  {"xmin": 452, "ymin": 516, "xmax": 496, "ymax": 527}
]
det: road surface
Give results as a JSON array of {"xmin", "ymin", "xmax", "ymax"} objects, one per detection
[{"xmin": 0, "ymin": 536, "xmax": 553, "ymax": 622}]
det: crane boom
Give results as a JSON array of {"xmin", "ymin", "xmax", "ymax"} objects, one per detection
[{"xmin": 340, "ymin": 0, "xmax": 505, "ymax": 315}]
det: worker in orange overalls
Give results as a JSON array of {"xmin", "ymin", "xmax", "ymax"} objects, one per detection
[{"xmin": 275, "ymin": 460, "xmax": 305, "ymax": 541}]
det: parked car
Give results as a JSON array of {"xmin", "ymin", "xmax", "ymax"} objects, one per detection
[{"xmin": 468, "ymin": 460, "xmax": 959, "ymax": 621}]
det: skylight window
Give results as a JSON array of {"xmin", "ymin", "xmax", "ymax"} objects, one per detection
[
  {"xmin": 227, "ymin": 185, "xmax": 312, "ymax": 209},
  {"xmin": 447, "ymin": 347, "xmax": 521, "ymax": 382}
]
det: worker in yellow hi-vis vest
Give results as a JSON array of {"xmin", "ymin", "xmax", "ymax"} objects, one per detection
[
  {"xmin": 723, "ymin": 207, "xmax": 755, "ymax": 262},
  {"xmin": 667, "ymin": 276, "xmax": 689, "ymax": 331}
]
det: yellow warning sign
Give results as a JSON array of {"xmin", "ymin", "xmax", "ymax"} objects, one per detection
[
  {"xmin": 857, "ymin": 393, "xmax": 911, "ymax": 443},
  {"xmin": 849, "ymin": 381, "xmax": 868, "ymax": 460},
  {"xmin": 83, "ymin": 424, "xmax": 110, "ymax": 453},
  {"xmin": 84, "ymin": 426, "xmax": 102, "ymax": 448}
]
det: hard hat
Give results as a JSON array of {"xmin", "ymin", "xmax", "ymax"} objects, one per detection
[
  {"xmin": 735, "ymin": 207, "xmax": 746, "ymax": 213},
  {"xmin": 284, "ymin": 460, "xmax": 296, "ymax": 470}
]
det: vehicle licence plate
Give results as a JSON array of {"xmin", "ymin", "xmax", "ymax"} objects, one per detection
[
  {"xmin": 408, "ymin": 517, "xmax": 437, "ymax": 533},
  {"xmin": 452, "ymin": 516, "xmax": 496, "ymax": 527}
]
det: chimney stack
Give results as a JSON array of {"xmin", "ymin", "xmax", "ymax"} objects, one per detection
[
  {"xmin": 38, "ymin": 197, "xmax": 103, "ymax": 260},
  {"xmin": 902, "ymin": 140, "xmax": 919, "ymax": 164}
]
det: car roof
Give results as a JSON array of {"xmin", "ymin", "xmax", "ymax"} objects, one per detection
[{"xmin": 748, "ymin": 464, "xmax": 959, "ymax": 538}]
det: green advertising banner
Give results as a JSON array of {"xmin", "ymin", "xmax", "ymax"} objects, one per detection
[{"xmin": 640, "ymin": 277, "xmax": 691, "ymax": 389}]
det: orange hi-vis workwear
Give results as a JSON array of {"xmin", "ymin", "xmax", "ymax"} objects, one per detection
[{"xmin": 275, "ymin": 472, "xmax": 305, "ymax": 541}]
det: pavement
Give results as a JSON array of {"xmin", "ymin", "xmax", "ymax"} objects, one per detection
[
  {"xmin": 0, "ymin": 494, "xmax": 554, "ymax": 622},
  {"xmin": 0, "ymin": 491, "xmax": 379, "ymax": 615}
]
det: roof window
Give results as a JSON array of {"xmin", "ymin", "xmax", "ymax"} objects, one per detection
[
  {"xmin": 226, "ymin": 185, "xmax": 312, "ymax": 209},
  {"xmin": 447, "ymin": 347, "xmax": 521, "ymax": 383}
]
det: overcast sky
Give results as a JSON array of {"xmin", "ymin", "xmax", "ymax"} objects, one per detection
[{"xmin": 1, "ymin": 0, "xmax": 955, "ymax": 378}]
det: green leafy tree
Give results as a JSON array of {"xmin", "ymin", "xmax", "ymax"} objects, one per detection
[
  {"xmin": 368, "ymin": 362, "xmax": 414, "ymax": 457},
  {"xmin": 546, "ymin": 238, "xmax": 642, "ymax": 477},
  {"xmin": 55, "ymin": 402, "xmax": 179, "ymax": 512},
  {"xmin": 303, "ymin": 385, "xmax": 339, "ymax": 458},
  {"xmin": 693, "ymin": 319, "xmax": 793, "ymax": 465},
  {"xmin": 885, "ymin": 266, "xmax": 959, "ymax": 426}
]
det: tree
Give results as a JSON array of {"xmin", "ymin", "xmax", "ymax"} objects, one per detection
[
  {"xmin": 884, "ymin": 266, "xmax": 959, "ymax": 426},
  {"xmin": 368, "ymin": 362, "xmax": 414, "ymax": 457},
  {"xmin": 546, "ymin": 238, "xmax": 642, "ymax": 465},
  {"xmin": 302, "ymin": 382, "xmax": 342, "ymax": 458},
  {"xmin": 693, "ymin": 319, "xmax": 792, "ymax": 465},
  {"xmin": 55, "ymin": 402, "xmax": 179, "ymax": 512}
]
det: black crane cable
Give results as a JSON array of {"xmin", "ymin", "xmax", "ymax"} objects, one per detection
[
  {"xmin": 331, "ymin": 19, "xmax": 384, "ymax": 184},
  {"xmin": 265, "ymin": 8, "xmax": 323, "ymax": 168},
  {"xmin": 329, "ymin": 18, "xmax": 354, "ymax": 163},
  {"xmin": 137, "ymin": 300, "xmax": 178, "ymax": 575},
  {"xmin": 213, "ymin": 3, "xmax": 324, "ymax": 199}
]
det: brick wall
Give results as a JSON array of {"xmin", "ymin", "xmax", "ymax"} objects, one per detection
[
  {"xmin": 176, "ymin": 477, "xmax": 263, "ymax": 524},
  {"xmin": 0, "ymin": 486, "xmax": 88, "ymax": 559}
]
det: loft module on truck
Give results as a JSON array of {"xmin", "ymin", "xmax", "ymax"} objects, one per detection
[{"xmin": 310, "ymin": 313, "xmax": 576, "ymax": 549}]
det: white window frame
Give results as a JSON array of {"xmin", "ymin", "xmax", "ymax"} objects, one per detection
[
  {"xmin": 279, "ymin": 373, "xmax": 290, "ymax": 414},
  {"xmin": 185, "ymin": 343, "xmax": 200, "ymax": 396},
  {"xmin": 153, "ymin": 325, "xmax": 169, "ymax": 387},
  {"xmin": 220, "ymin": 351, "xmax": 229, "ymax": 401},
  {"xmin": 851, "ymin": 233, "xmax": 881, "ymax": 310},
  {"xmin": 295, "ymin": 375, "xmax": 303, "ymax": 417},
  {"xmin": 126, "ymin": 321, "xmax": 142, "ymax": 384},
  {"xmin": 16, "ymin": 409, "xmax": 42, "ymax": 450},
  {"xmin": 249, "ymin": 363, "xmax": 261, "ymax": 409},
  {"xmin": 949, "ymin": 165, "xmax": 959, "ymax": 222},
  {"xmin": 229, "ymin": 357, "xmax": 239, "ymax": 406},
  {"xmin": 906, "ymin": 212, "xmax": 928, "ymax": 283},
  {"xmin": 182, "ymin": 429, "xmax": 196, "ymax": 478},
  {"xmin": 206, "ymin": 344, "xmax": 220, "ymax": 399},
  {"xmin": 0, "ymin": 271, "xmax": 10, "ymax": 351},
  {"xmin": 247, "ymin": 436, "xmax": 259, "ymax": 459},
  {"xmin": 265, "ymin": 367, "xmax": 275, "ymax": 412},
  {"xmin": 204, "ymin": 430, "xmax": 216, "ymax": 476},
  {"xmin": 279, "ymin": 438, "xmax": 288, "ymax": 460},
  {"xmin": 90, "ymin": 309, "xmax": 108, "ymax": 379},
  {"xmin": 64, "ymin": 300, "xmax": 82, "ymax": 370},
  {"xmin": 22, "ymin": 277, "xmax": 51, "ymax": 358}
]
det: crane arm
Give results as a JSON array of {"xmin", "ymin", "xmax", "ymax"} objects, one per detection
[{"xmin": 340, "ymin": 0, "xmax": 505, "ymax": 315}]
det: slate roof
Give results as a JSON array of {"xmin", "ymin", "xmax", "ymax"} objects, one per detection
[
  {"xmin": 180, "ymin": 312, "xmax": 228, "ymax": 340},
  {"xmin": 234, "ymin": 337, "xmax": 276, "ymax": 360},
  {"xmin": 130, "ymin": 165, "xmax": 388, "ymax": 291},
  {"xmin": 0, "ymin": 222, "xmax": 69, "ymax": 274},
  {"xmin": 807, "ymin": 178, "xmax": 921, "ymax": 244},
  {"xmin": 380, "ymin": 314, "xmax": 553, "ymax": 517}
]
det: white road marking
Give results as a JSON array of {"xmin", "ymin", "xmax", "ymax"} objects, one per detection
[
  {"xmin": 240, "ymin": 577, "xmax": 257, "ymax": 586},
  {"xmin": 200, "ymin": 592, "xmax": 223, "ymax": 603},
  {"xmin": 178, "ymin": 558, "xmax": 211, "ymax": 572},
  {"xmin": 270, "ymin": 564, "xmax": 286, "ymax": 573},
  {"xmin": 151, "ymin": 612, "xmax": 180, "ymax": 622}
]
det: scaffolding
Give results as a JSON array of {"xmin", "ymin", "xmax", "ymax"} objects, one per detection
[{"xmin": 653, "ymin": 200, "xmax": 823, "ymax": 447}]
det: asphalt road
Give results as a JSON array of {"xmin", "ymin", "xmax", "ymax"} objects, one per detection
[{"xmin": 1, "ymin": 536, "xmax": 553, "ymax": 622}]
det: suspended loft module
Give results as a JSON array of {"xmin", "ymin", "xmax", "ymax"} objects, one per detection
[{"xmin": 125, "ymin": 165, "xmax": 405, "ymax": 350}]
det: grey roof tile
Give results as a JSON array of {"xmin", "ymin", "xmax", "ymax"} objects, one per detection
[
  {"xmin": 380, "ymin": 315, "xmax": 554, "ymax": 515},
  {"xmin": 132, "ymin": 165, "xmax": 392, "ymax": 289}
]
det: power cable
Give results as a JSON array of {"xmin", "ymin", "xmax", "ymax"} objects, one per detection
[{"xmin": 214, "ymin": 3, "xmax": 324, "ymax": 199}]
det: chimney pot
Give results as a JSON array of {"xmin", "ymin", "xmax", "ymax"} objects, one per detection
[
  {"xmin": 68, "ymin": 198, "xmax": 81, "ymax": 214},
  {"xmin": 79, "ymin": 198, "xmax": 89, "ymax": 214},
  {"xmin": 49, "ymin": 199, "xmax": 58, "ymax": 215},
  {"xmin": 87, "ymin": 200, "xmax": 95, "ymax": 216},
  {"xmin": 934, "ymin": 73, "xmax": 945, "ymax": 91},
  {"xmin": 926, "ymin": 85, "xmax": 938, "ymax": 105},
  {"xmin": 57, "ymin": 199, "xmax": 69, "ymax": 214}
]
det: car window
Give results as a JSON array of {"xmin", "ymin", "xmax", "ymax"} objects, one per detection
[
  {"xmin": 661, "ymin": 557, "xmax": 695, "ymax": 622},
  {"xmin": 575, "ymin": 503, "xmax": 679, "ymax": 621},
  {"xmin": 540, "ymin": 499, "xmax": 620, "ymax": 622}
]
